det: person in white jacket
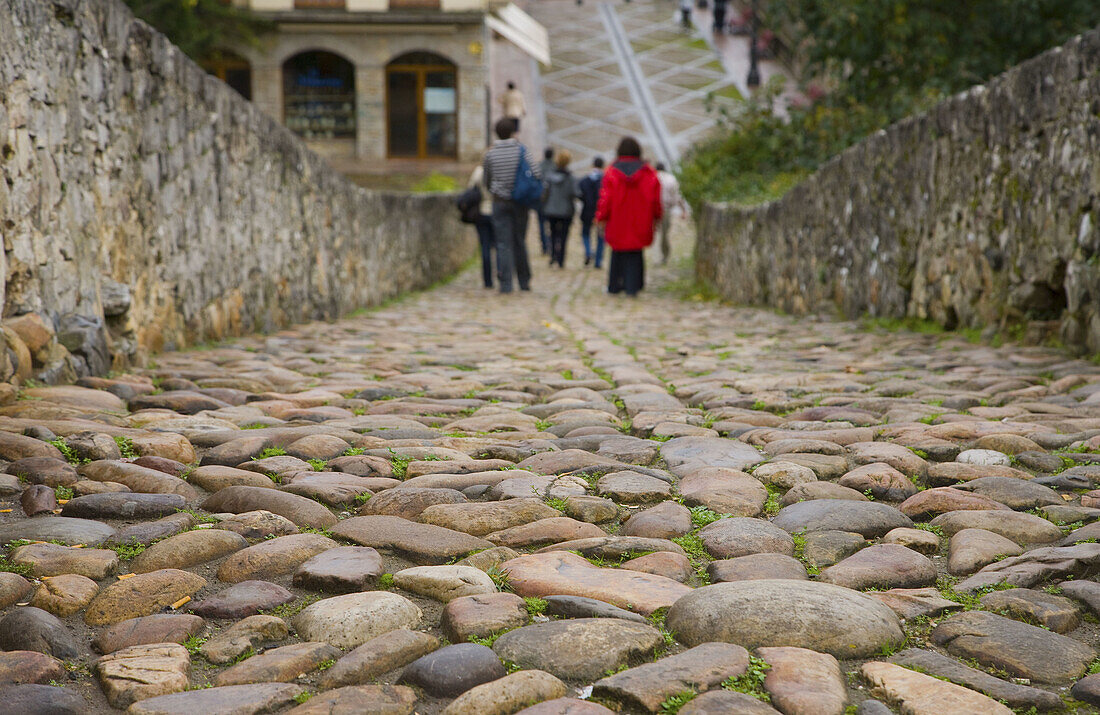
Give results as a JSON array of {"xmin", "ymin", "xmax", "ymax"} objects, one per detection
[
  {"xmin": 467, "ymin": 162, "xmax": 495, "ymax": 288},
  {"xmin": 655, "ymin": 162, "xmax": 687, "ymax": 264}
]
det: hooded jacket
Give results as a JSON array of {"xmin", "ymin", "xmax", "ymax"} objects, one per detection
[
  {"xmin": 594, "ymin": 157, "xmax": 663, "ymax": 252},
  {"xmin": 542, "ymin": 167, "xmax": 579, "ymax": 219}
]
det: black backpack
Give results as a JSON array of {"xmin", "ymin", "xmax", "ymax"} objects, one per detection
[{"xmin": 455, "ymin": 185, "xmax": 481, "ymax": 224}]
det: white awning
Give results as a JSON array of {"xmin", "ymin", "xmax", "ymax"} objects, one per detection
[{"xmin": 488, "ymin": 3, "xmax": 550, "ymax": 67}]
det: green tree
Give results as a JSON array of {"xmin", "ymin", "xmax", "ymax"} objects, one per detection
[
  {"xmin": 681, "ymin": 0, "xmax": 1100, "ymax": 207},
  {"xmin": 121, "ymin": 0, "xmax": 271, "ymax": 64},
  {"xmin": 767, "ymin": 0, "xmax": 1100, "ymax": 111}
]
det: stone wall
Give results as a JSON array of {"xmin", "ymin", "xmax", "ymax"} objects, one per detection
[
  {"xmin": 0, "ymin": 0, "xmax": 474, "ymax": 382},
  {"xmin": 696, "ymin": 26, "xmax": 1100, "ymax": 353}
]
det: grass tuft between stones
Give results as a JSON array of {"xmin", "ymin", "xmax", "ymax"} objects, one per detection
[
  {"xmin": 113, "ymin": 436, "xmax": 138, "ymax": 459},
  {"xmin": 721, "ymin": 654, "xmax": 771, "ymax": 701},
  {"xmin": 658, "ymin": 689, "xmax": 697, "ymax": 713},
  {"xmin": 254, "ymin": 447, "xmax": 287, "ymax": 460}
]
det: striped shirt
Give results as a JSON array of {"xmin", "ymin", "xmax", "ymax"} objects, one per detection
[{"xmin": 483, "ymin": 139, "xmax": 541, "ymax": 200}]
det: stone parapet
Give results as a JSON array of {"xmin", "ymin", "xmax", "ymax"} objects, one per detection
[
  {"xmin": 0, "ymin": 0, "xmax": 474, "ymax": 382},
  {"xmin": 696, "ymin": 26, "xmax": 1100, "ymax": 352}
]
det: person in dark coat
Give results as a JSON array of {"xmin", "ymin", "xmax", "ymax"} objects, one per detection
[
  {"xmin": 595, "ymin": 137, "xmax": 662, "ymax": 296},
  {"xmin": 577, "ymin": 156, "xmax": 605, "ymax": 267},
  {"xmin": 712, "ymin": 0, "xmax": 728, "ymax": 32},
  {"xmin": 537, "ymin": 147, "xmax": 555, "ymax": 255},
  {"xmin": 467, "ymin": 160, "xmax": 495, "ymax": 288},
  {"xmin": 541, "ymin": 149, "xmax": 579, "ymax": 268}
]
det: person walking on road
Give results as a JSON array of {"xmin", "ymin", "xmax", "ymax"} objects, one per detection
[
  {"xmin": 596, "ymin": 137, "xmax": 662, "ymax": 296},
  {"xmin": 467, "ymin": 161, "xmax": 496, "ymax": 289},
  {"xmin": 655, "ymin": 162, "xmax": 686, "ymax": 265},
  {"xmin": 542, "ymin": 149, "xmax": 579, "ymax": 269},
  {"xmin": 712, "ymin": 0, "xmax": 728, "ymax": 33},
  {"xmin": 499, "ymin": 81, "xmax": 527, "ymax": 133},
  {"xmin": 483, "ymin": 118, "xmax": 541, "ymax": 293},
  {"xmin": 537, "ymin": 148, "xmax": 556, "ymax": 255},
  {"xmin": 577, "ymin": 157, "xmax": 606, "ymax": 268}
]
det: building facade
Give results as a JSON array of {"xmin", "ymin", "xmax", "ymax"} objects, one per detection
[{"xmin": 218, "ymin": 0, "xmax": 492, "ymax": 164}]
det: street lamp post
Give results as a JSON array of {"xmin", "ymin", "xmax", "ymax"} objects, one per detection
[{"xmin": 746, "ymin": 0, "xmax": 761, "ymax": 89}]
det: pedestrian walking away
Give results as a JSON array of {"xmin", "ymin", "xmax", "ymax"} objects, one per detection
[
  {"xmin": 467, "ymin": 161, "xmax": 496, "ymax": 288},
  {"xmin": 483, "ymin": 117, "xmax": 541, "ymax": 293},
  {"xmin": 655, "ymin": 162, "xmax": 687, "ymax": 265},
  {"xmin": 542, "ymin": 149, "xmax": 579, "ymax": 269},
  {"xmin": 577, "ymin": 156, "xmax": 606, "ymax": 268},
  {"xmin": 712, "ymin": 0, "xmax": 728, "ymax": 33},
  {"xmin": 595, "ymin": 137, "xmax": 662, "ymax": 297},
  {"xmin": 499, "ymin": 81, "xmax": 527, "ymax": 134},
  {"xmin": 537, "ymin": 147, "xmax": 556, "ymax": 255}
]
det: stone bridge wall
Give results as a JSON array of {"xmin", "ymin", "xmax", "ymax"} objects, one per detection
[
  {"xmin": 0, "ymin": 0, "xmax": 474, "ymax": 382},
  {"xmin": 696, "ymin": 26, "xmax": 1100, "ymax": 352}
]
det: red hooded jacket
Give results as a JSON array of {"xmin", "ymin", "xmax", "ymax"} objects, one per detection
[{"xmin": 594, "ymin": 157, "xmax": 663, "ymax": 252}]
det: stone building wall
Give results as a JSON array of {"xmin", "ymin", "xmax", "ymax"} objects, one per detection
[
  {"xmin": 0, "ymin": 0, "xmax": 475, "ymax": 383},
  {"xmin": 243, "ymin": 19, "xmax": 488, "ymax": 162},
  {"xmin": 696, "ymin": 26, "xmax": 1100, "ymax": 352}
]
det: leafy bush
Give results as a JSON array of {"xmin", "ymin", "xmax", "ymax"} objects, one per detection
[{"xmin": 681, "ymin": 0, "xmax": 1100, "ymax": 209}]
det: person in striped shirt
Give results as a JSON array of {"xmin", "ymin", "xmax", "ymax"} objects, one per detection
[{"xmin": 483, "ymin": 118, "xmax": 542, "ymax": 293}]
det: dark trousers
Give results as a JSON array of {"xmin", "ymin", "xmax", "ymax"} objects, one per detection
[
  {"xmin": 475, "ymin": 214, "xmax": 495, "ymax": 287},
  {"xmin": 581, "ymin": 219, "xmax": 605, "ymax": 267},
  {"xmin": 608, "ymin": 250, "xmax": 645, "ymax": 295},
  {"xmin": 537, "ymin": 209, "xmax": 551, "ymax": 254},
  {"xmin": 713, "ymin": 0, "xmax": 727, "ymax": 30},
  {"xmin": 491, "ymin": 199, "xmax": 531, "ymax": 293},
  {"xmin": 548, "ymin": 216, "xmax": 571, "ymax": 267}
]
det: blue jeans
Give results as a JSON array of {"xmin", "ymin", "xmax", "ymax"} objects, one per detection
[
  {"xmin": 475, "ymin": 214, "xmax": 494, "ymax": 287},
  {"xmin": 581, "ymin": 219, "xmax": 606, "ymax": 267},
  {"xmin": 491, "ymin": 200, "xmax": 531, "ymax": 293}
]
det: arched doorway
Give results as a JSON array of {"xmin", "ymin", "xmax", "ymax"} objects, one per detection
[
  {"xmin": 386, "ymin": 52, "xmax": 457, "ymax": 158},
  {"xmin": 204, "ymin": 52, "xmax": 252, "ymax": 100},
  {"xmin": 282, "ymin": 50, "xmax": 356, "ymax": 140}
]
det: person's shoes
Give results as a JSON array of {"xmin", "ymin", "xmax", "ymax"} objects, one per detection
[
  {"xmin": 520, "ymin": 285, "xmax": 531, "ymax": 291},
  {"xmin": 484, "ymin": 284, "xmax": 493, "ymax": 289},
  {"xmin": 584, "ymin": 255, "xmax": 591, "ymax": 266}
]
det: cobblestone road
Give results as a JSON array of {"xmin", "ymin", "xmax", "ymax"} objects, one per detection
[{"xmin": 3, "ymin": 223, "xmax": 1100, "ymax": 712}]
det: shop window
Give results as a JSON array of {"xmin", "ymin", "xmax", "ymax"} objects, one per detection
[
  {"xmin": 386, "ymin": 52, "xmax": 456, "ymax": 158},
  {"xmin": 390, "ymin": 0, "xmax": 442, "ymax": 8},
  {"xmin": 204, "ymin": 52, "xmax": 252, "ymax": 101},
  {"xmin": 295, "ymin": 0, "xmax": 346, "ymax": 8},
  {"xmin": 282, "ymin": 50, "xmax": 356, "ymax": 140}
]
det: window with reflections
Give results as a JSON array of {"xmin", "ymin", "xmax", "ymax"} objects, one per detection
[
  {"xmin": 204, "ymin": 52, "xmax": 252, "ymax": 100},
  {"xmin": 282, "ymin": 50, "xmax": 356, "ymax": 140},
  {"xmin": 386, "ymin": 52, "xmax": 457, "ymax": 158},
  {"xmin": 294, "ymin": 0, "xmax": 346, "ymax": 8}
]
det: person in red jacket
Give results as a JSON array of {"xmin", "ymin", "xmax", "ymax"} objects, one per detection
[{"xmin": 595, "ymin": 137, "xmax": 663, "ymax": 296}]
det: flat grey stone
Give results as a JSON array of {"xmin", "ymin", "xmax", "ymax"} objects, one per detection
[
  {"xmin": 772, "ymin": 500, "xmax": 913, "ymax": 538},
  {"xmin": 0, "ymin": 517, "xmax": 116, "ymax": 546},
  {"xmin": 542, "ymin": 595, "xmax": 647, "ymax": 623},
  {"xmin": 888, "ymin": 648, "xmax": 1062, "ymax": 711},
  {"xmin": 666, "ymin": 579, "xmax": 904, "ymax": 658},
  {"xmin": 0, "ymin": 607, "xmax": 81, "ymax": 659},
  {"xmin": 930, "ymin": 610, "xmax": 1095, "ymax": 683},
  {"xmin": 400, "ymin": 643, "xmax": 505, "ymax": 697},
  {"xmin": 60, "ymin": 492, "xmax": 186, "ymax": 519},
  {"xmin": 127, "ymin": 683, "xmax": 305, "ymax": 715},
  {"xmin": 492, "ymin": 619, "xmax": 662, "ymax": 681}
]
